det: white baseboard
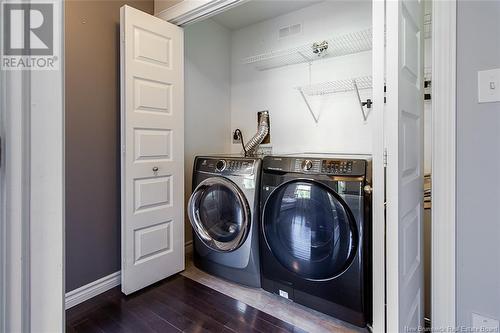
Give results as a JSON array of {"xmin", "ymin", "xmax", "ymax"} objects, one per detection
[
  {"xmin": 65, "ymin": 242, "xmax": 194, "ymax": 309},
  {"xmin": 65, "ymin": 271, "xmax": 121, "ymax": 309}
]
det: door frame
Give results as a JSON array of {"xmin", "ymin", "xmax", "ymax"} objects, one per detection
[
  {"xmin": 431, "ymin": 0, "xmax": 457, "ymax": 329},
  {"xmin": 156, "ymin": 0, "xmax": 248, "ymax": 26},
  {"xmin": 1, "ymin": 63, "xmax": 32, "ymax": 333},
  {"xmin": 1, "ymin": 0, "xmax": 65, "ymax": 331},
  {"xmin": 158, "ymin": 0, "xmax": 458, "ymax": 331},
  {"xmin": 371, "ymin": 1, "xmax": 385, "ymax": 331},
  {"xmin": 1, "ymin": 48, "xmax": 65, "ymax": 333}
]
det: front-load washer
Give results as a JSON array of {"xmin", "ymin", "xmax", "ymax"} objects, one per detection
[
  {"xmin": 259, "ymin": 154, "xmax": 372, "ymax": 327},
  {"xmin": 188, "ymin": 156, "xmax": 262, "ymax": 287}
]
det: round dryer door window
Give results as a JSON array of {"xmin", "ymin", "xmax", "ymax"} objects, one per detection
[
  {"xmin": 262, "ymin": 180, "xmax": 358, "ymax": 280},
  {"xmin": 188, "ymin": 177, "xmax": 251, "ymax": 252}
]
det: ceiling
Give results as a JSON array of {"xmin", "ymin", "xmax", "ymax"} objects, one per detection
[{"xmin": 211, "ymin": 0, "xmax": 324, "ymax": 31}]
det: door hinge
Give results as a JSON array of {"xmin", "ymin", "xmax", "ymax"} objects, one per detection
[
  {"xmin": 383, "ymin": 148, "xmax": 388, "ymax": 167},
  {"xmin": 122, "ymin": 145, "xmax": 126, "ymax": 154}
]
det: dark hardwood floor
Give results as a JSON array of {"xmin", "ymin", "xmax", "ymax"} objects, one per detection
[{"xmin": 66, "ymin": 274, "xmax": 308, "ymax": 333}]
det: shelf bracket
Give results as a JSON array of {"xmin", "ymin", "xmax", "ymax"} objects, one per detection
[
  {"xmin": 353, "ymin": 79, "xmax": 371, "ymax": 121},
  {"xmin": 298, "ymin": 88, "xmax": 320, "ymax": 123}
]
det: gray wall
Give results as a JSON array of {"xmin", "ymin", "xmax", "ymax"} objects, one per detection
[
  {"xmin": 65, "ymin": 0, "xmax": 154, "ymax": 292},
  {"xmin": 184, "ymin": 19, "xmax": 232, "ymax": 243},
  {"xmin": 457, "ymin": 0, "xmax": 500, "ymax": 327}
]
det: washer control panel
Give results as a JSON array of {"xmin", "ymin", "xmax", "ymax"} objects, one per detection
[
  {"xmin": 294, "ymin": 159, "xmax": 321, "ymax": 173},
  {"xmin": 196, "ymin": 157, "xmax": 256, "ymax": 175}
]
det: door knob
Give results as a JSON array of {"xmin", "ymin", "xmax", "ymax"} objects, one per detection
[{"xmin": 152, "ymin": 166, "xmax": 159, "ymax": 172}]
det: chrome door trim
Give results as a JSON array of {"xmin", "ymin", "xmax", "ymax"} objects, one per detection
[{"xmin": 188, "ymin": 177, "xmax": 251, "ymax": 252}]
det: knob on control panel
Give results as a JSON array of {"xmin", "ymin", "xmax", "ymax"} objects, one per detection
[
  {"xmin": 216, "ymin": 160, "xmax": 226, "ymax": 172},
  {"xmin": 302, "ymin": 160, "xmax": 313, "ymax": 171}
]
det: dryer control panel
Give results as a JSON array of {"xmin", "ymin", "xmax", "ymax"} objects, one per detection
[
  {"xmin": 195, "ymin": 157, "xmax": 256, "ymax": 176},
  {"xmin": 263, "ymin": 156, "xmax": 367, "ymax": 177},
  {"xmin": 321, "ymin": 160, "xmax": 354, "ymax": 174}
]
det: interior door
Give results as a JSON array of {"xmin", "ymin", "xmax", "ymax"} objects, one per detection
[
  {"xmin": 385, "ymin": 0, "xmax": 425, "ymax": 331},
  {"xmin": 120, "ymin": 5, "xmax": 184, "ymax": 295}
]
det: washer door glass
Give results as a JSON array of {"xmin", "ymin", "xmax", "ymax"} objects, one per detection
[
  {"xmin": 188, "ymin": 177, "xmax": 250, "ymax": 252},
  {"xmin": 263, "ymin": 180, "xmax": 358, "ymax": 280}
]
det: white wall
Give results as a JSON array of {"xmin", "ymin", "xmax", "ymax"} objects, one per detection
[
  {"xmin": 456, "ymin": 0, "xmax": 500, "ymax": 328},
  {"xmin": 230, "ymin": 1, "xmax": 372, "ymax": 155},
  {"xmin": 184, "ymin": 19, "xmax": 232, "ymax": 240}
]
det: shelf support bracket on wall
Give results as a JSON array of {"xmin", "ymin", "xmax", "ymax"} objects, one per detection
[
  {"xmin": 298, "ymin": 88, "xmax": 320, "ymax": 123},
  {"xmin": 353, "ymin": 79, "xmax": 371, "ymax": 121},
  {"xmin": 295, "ymin": 76, "xmax": 373, "ymax": 123}
]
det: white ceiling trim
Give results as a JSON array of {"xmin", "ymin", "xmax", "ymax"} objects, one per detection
[{"xmin": 156, "ymin": 0, "xmax": 250, "ymax": 26}]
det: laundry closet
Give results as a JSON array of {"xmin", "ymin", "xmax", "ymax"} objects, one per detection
[
  {"xmin": 175, "ymin": 1, "xmax": 376, "ymax": 328},
  {"xmin": 117, "ymin": 0, "xmax": 427, "ymax": 331}
]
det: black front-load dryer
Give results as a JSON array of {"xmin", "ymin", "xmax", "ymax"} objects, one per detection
[{"xmin": 259, "ymin": 154, "xmax": 372, "ymax": 327}]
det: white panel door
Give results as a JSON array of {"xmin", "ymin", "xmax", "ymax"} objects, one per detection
[
  {"xmin": 120, "ymin": 5, "xmax": 184, "ymax": 295},
  {"xmin": 385, "ymin": 0, "xmax": 424, "ymax": 331}
]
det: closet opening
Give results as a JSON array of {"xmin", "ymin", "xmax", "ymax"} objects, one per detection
[{"xmin": 184, "ymin": 0, "xmax": 377, "ymax": 330}]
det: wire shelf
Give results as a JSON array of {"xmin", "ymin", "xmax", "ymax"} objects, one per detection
[
  {"xmin": 296, "ymin": 76, "xmax": 373, "ymax": 123},
  {"xmin": 242, "ymin": 28, "xmax": 372, "ymax": 71},
  {"xmin": 297, "ymin": 76, "xmax": 373, "ymax": 96}
]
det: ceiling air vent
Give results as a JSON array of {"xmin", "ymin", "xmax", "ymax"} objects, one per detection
[{"xmin": 279, "ymin": 23, "xmax": 302, "ymax": 39}]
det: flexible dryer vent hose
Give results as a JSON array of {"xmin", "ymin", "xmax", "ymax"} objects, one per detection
[{"xmin": 244, "ymin": 111, "xmax": 269, "ymax": 156}]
